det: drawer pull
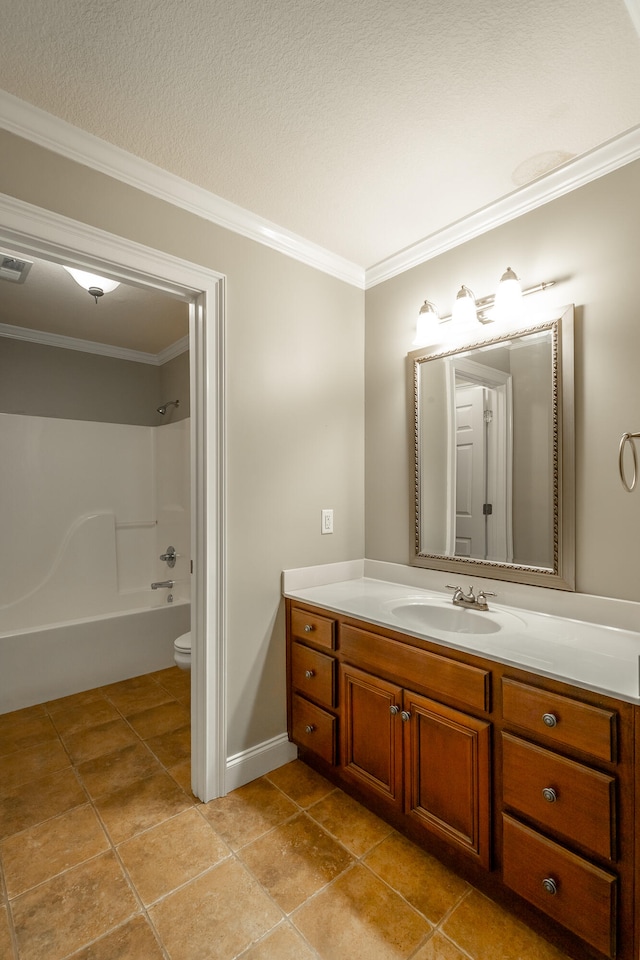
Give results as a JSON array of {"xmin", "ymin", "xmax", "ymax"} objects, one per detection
[
  {"xmin": 304, "ymin": 624, "xmax": 314, "ymax": 633},
  {"xmin": 389, "ymin": 704, "xmax": 400, "ymax": 715},
  {"xmin": 542, "ymin": 877, "xmax": 558, "ymax": 895},
  {"xmin": 305, "ymin": 724, "xmax": 315, "ymax": 734},
  {"xmin": 542, "ymin": 786, "xmax": 558, "ymax": 803},
  {"xmin": 401, "ymin": 710, "xmax": 411, "ymax": 722},
  {"xmin": 305, "ymin": 669, "xmax": 315, "ymax": 679},
  {"xmin": 542, "ymin": 712, "xmax": 558, "ymax": 728}
]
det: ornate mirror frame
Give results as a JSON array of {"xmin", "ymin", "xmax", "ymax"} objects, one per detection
[{"xmin": 409, "ymin": 304, "xmax": 575, "ymax": 590}]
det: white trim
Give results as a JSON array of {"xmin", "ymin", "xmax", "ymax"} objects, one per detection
[
  {"xmin": 0, "ymin": 192, "xmax": 226, "ymax": 802},
  {"xmin": 0, "ymin": 321, "xmax": 188, "ymax": 365},
  {"xmin": 623, "ymin": 0, "xmax": 640, "ymax": 38},
  {"xmin": 4, "ymin": 92, "xmax": 639, "ymax": 294},
  {"xmin": 0, "ymin": 91, "xmax": 364, "ymax": 290},
  {"xmin": 225, "ymin": 734, "xmax": 298, "ymax": 793},
  {"xmin": 365, "ymin": 124, "xmax": 640, "ymax": 287}
]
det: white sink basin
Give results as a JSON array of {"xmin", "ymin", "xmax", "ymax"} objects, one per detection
[{"xmin": 386, "ymin": 599, "xmax": 526, "ymax": 636}]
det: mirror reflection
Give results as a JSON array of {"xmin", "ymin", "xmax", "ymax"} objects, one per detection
[{"xmin": 410, "ymin": 308, "xmax": 574, "ymax": 589}]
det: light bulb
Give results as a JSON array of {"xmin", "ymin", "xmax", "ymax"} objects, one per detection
[
  {"xmin": 413, "ymin": 300, "xmax": 440, "ymax": 346},
  {"xmin": 493, "ymin": 267, "xmax": 522, "ymax": 322},
  {"xmin": 452, "ymin": 286, "xmax": 477, "ymax": 327}
]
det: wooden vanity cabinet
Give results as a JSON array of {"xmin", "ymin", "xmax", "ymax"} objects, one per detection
[
  {"xmin": 285, "ymin": 599, "xmax": 637, "ymax": 960},
  {"xmin": 340, "ymin": 659, "xmax": 490, "ymax": 865},
  {"xmin": 403, "ymin": 688, "xmax": 491, "ymax": 867},
  {"xmin": 498, "ymin": 676, "xmax": 634, "ymax": 960},
  {"xmin": 287, "ymin": 601, "xmax": 492, "ymax": 868},
  {"xmin": 287, "ymin": 603, "xmax": 339, "ymax": 766}
]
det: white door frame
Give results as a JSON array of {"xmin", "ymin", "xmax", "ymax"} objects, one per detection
[
  {"xmin": 0, "ymin": 192, "xmax": 226, "ymax": 802},
  {"xmin": 444, "ymin": 356, "xmax": 513, "ymax": 563}
]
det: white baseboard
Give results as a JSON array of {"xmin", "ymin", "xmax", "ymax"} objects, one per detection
[{"xmin": 225, "ymin": 733, "xmax": 298, "ymax": 793}]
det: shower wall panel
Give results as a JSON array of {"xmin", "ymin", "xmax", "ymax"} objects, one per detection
[{"xmin": 0, "ymin": 413, "xmax": 190, "ymax": 633}]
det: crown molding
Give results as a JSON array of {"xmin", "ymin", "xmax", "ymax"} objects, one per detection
[
  {"xmin": 0, "ymin": 321, "xmax": 188, "ymax": 365},
  {"xmin": 0, "ymin": 91, "xmax": 365, "ymax": 289},
  {"xmin": 365, "ymin": 124, "xmax": 640, "ymax": 288},
  {"xmin": 3, "ymin": 91, "xmax": 639, "ymax": 294}
]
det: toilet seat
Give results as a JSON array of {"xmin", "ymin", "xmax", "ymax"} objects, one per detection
[
  {"xmin": 175, "ymin": 632, "xmax": 191, "ymax": 653},
  {"xmin": 174, "ymin": 631, "xmax": 191, "ymax": 670}
]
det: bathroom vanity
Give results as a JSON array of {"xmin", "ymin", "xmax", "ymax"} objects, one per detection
[{"xmin": 284, "ymin": 577, "xmax": 640, "ymax": 960}]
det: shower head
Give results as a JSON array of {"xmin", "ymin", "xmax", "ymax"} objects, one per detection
[{"xmin": 157, "ymin": 399, "xmax": 180, "ymax": 415}]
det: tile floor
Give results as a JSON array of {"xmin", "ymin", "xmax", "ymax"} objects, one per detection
[{"xmin": 0, "ymin": 668, "xmax": 574, "ymax": 960}]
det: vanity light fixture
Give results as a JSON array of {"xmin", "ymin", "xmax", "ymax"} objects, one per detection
[
  {"xmin": 413, "ymin": 299, "xmax": 440, "ymax": 345},
  {"xmin": 493, "ymin": 267, "xmax": 522, "ymax": 320},
  {"xmin": 451, "ymin": 285, "xmax": 478, "ymax": 326},
  {"xmin": 63, "ymin": 266, "xmax": 121, "ymax": 304},
  {"xmin": 413, "ymin": 268, "xmax": 556, "ymax": 346}
]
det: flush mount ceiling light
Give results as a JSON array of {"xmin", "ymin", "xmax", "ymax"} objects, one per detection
[
  {"xmin": 413, "ymin": 268, "xmax": 556, "ymax": 346},
  {"xmin": 63, "ymin": 266, "xmax": 121, "ymax": 304}
]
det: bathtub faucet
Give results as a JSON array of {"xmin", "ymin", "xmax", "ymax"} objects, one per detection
[{"xmin": 151, "ymin": 580, "xmax": 174, "ymax": 590}]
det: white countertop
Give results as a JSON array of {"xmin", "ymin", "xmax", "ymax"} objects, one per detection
[{"xmin": 284, "ymin": 576, "xmax": 640, "ymax": 704}]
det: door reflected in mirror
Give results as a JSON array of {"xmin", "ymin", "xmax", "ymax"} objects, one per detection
[{"xmin": 410, "ymin": 306, "xmax": 574, "ymax": 590}]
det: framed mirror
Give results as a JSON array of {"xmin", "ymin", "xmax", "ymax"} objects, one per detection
[{"xmin": 409, "ymin": 305, "xmax": 574, "ymax": 590}]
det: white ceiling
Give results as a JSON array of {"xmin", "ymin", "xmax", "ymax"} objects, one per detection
[
  {"xmin": 1, "ymin": 0, "xmax": 640, "ymax": 353},
  {"xmin": 1, "ymin": 0, "xmax": 639, "ymax": 271},
  {"xmin": 0, "ymin": 255, "xmax": 188, "ymax": 356}
]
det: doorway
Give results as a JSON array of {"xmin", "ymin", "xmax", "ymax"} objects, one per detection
[
  {"xmin": 445, "ymin": 355, "xmax": 513, "ymax": 564},
  {"xmin": 0, "ymin": 193, "xmax": 226, "ymax": 801}
]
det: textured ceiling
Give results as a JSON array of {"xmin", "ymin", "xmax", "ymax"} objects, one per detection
[{"xmin": 0, "ymin": 0, "xmax": 639, "ymax": 270}]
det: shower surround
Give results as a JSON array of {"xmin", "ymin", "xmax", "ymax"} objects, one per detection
[{"xmin": 0, "ymin": 413, "xmax": 191, "ymax": 712}]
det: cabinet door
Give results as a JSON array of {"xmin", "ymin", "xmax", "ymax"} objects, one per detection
[
  {"xmin": 404, "ymin": 690, "xmax": 491, "ymax": 868},
  {"xmin": 340, "ymin": 663, "xmax": 403, "ymax": 808}
]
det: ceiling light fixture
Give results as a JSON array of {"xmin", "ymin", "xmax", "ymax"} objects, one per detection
[
  {"xmin": 413, "ymin": 268, "xmax": 556, "ymax": 346},
  {"xmin": 63, "ymin": 266, "xmax": 121, "ymax": 304}
]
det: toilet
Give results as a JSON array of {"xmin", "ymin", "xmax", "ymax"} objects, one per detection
[{"xmin": 174, "ymin": 631, "xmax": 191, "ymax": 671}]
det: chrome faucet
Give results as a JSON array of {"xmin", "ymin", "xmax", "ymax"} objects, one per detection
[
  {"xmin": 445, "ymin": 585, "xmax": 496, "ymax": 611},
  {"xmin": 151, "ymin": 580, "xmax": 174, "ymax": 590}
]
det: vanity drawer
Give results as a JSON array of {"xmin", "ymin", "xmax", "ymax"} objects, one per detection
[
  {"xmin": 502, "ymin": 814, "xmax": 617, "ymax": 959},
  {"xmin": 502, "ymin": 678, "xmax": 616, "ymax": 763},
  {"xmin": 291, "ymin": 606, "xmax": 336, "ymax": 651},
  {"xmin": 291, "ymin": 642, "xmax": 336, "ymax": 708},
  {"xmin": 502, "ymin": 733, "xmax": 616, "ymax": 860},
  {"xmin": 291, "ymin": 694, "xmax": 337, "ymax": 765},
  {"xmin": 340, "ymin": 624, "xmax": 489, "ymax": 712}
]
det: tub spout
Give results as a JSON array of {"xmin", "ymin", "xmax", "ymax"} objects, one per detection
[{"xmin": 151, "ymin": 580, "xmax": 174, "ymax": 590}]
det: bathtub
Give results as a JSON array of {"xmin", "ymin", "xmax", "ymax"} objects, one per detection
[
  {"xmin": 0, "ymin": 600, "xmax": 190, "ymax": 714},
  {"xmin": 1, "ymin": 415, "xmax": 192, "ymax": 713}
]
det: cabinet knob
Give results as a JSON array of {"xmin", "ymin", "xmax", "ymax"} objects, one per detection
[
  {"xmin": 305, "ymin": 724, "xmax": 315, "ymax": 734},
  {"xmin": 305, "ymin": 669, "xmax": 315, "ymax": 679},
  {"xmin": 389, "ymin": 704, "xmax": 399, "ymax": 715},
  {"xmin": 542, "ymin": 877, "xmax": 558, "ymax": 895},
  {"xmin": 542, "ymin": 712, "xmax": 558, "ymax": 728},
  {"xmin": 542, "ymin": 786, "xmax": 558, "ymax": 803},
  {"xmin": 400, "ymin": 710, "xmax": 411, "ymax": 722},
  {"xmin": 304, "ymin": 624, "xmax": 314, "ymax": 633}
]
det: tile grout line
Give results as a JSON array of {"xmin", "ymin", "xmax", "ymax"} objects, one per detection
[
  {"xmin": 0, "ymin": 671, "xmax": 191, "ymax": 960},
  {"xmin": 0, "ymin": 851, "xmax": 20, "ymax": 960}
]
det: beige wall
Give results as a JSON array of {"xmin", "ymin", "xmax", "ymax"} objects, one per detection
[
  {"xmin": 365, "ymin": 158, "xmax": 640, "ymax": 602},
  {"xmin": 0, "ymin": 130, "xmax": 365, "ymax": 756},
  {"xmin": 0, "ymin": 336, "xmax": 190, "ymax": 425}
]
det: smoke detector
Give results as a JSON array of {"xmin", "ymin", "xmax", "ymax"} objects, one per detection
[{"xmin": 0, "ymin": 254, "xmax": 33, "ymax": 284}]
